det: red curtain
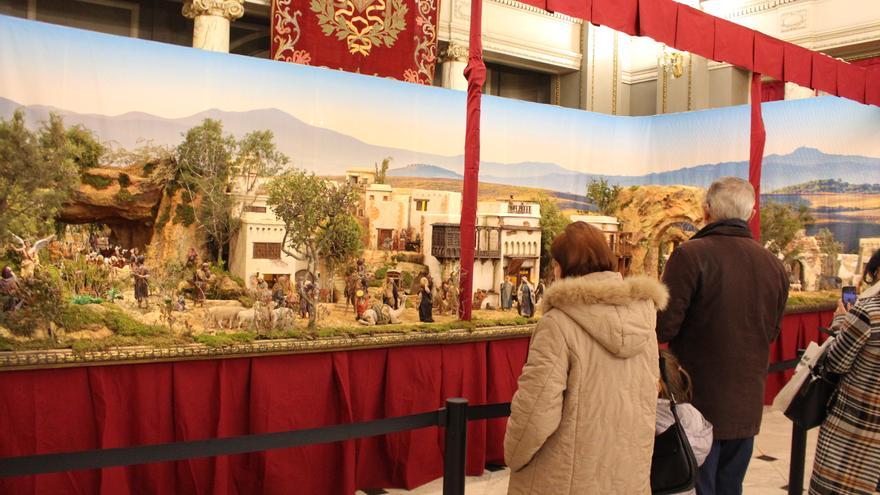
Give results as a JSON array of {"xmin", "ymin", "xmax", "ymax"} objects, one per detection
[
  {"xmin": 592, "ymin": 0, "xmax": 638, "ymax": 36},
  {"xmin": 714, "ymin": 18, "xmax": 754, "ymax": 70},
  {"xmin": 458, "ymin": 0, "xmax": 487, "ymax": 321},
  {"xmin": 270, "ymin": 0, "xmax": 439, "ymax": 84},
  {"xmin": 852, "ymin": 56, "xmax": 880, "ymax": 69},
  {"xmin": 748, "ymin": 73, "xmax": 766, "ymax": 240},
  {"xmin": 761, "ymin": 81, "xmax": 785, "ymax": 102},
  {"xmin": 764, "ymin": 310, "xmax": 835, "ymax": 404},
  {"xmin": 812, "ymin": 53, "xmax": 839, "ymax": 95},
  {"xmin": 754, "ymin": 33, "xmax": 784, "ymax": 81}
]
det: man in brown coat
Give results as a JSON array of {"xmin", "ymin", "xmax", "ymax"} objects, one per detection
[{"xmin": 657, "ymin": 177, "xmax": 789, "ymax": 495}]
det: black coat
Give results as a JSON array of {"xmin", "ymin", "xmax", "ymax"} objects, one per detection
[{"xmin": 657, "ymin": 219, "xmax": 789, "ymax": 439}]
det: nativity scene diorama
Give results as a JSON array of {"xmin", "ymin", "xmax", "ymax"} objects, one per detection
[{"xmin": 0, "ymin": 113, "xmax": 860, "ymax": 358}]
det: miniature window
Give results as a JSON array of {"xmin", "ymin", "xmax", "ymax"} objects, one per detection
[
  {"xmin": 415, "ymin": 199, "xmax": 429, "ymax": 211},
  {"xmin": 253, "ymin": 242, "xmax": 281, "ymax": 260}
]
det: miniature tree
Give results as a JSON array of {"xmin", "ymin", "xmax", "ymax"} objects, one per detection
[
  {"xmin": 816, "ymin": 227, "xmax": 843, "ymax": 276},
  {"xmin": 267, "ymin": 169, "xmax": 361, "ymax": 328},
  {"xmin": 586, "ymin": 178, "xmax": 621, "ymax": 215},
  {"xmin": 176, "ymin": 120, "xmax": 285, "ymax": 267},
  {"xmin": 760, "ymin": 202, "xmax": 814, "ymax": 262},
  {"xmin": 0, "ymin": 111, "xmax": 80, "ymax": 242},
  {"xmin": 537, "ymin": 196, "xmax": 569, "ymax": 278},
  {"xmin": 374, "ymin": 156, "xmax": 392, "ymax": 184},
  {"xmin": 318, "ymin": 214, "xmax": 364, "ymax": 299}
]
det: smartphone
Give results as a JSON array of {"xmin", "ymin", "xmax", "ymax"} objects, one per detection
[{"xmin": 842, "ymin": 286, "xmax": 857, "ymax": 306}]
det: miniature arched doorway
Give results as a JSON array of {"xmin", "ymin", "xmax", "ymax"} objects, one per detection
[
  {"xmin": 653, "ymin": 220, "xmax": 699, "ymax": 277},
  {"xmin": 787, "ymin": 259, "xmax": 806, "ymax": 291}
]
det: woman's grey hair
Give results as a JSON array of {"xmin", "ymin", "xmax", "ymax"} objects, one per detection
[{"xmin": 705, "ymin": 177, "xmax": 756, "ymax": 222}]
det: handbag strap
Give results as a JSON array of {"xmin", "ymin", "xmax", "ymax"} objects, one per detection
[
  {"xmin": 659, "ymin": 355, "xmax": 678, "ymax": 406},
  {"xmin": 659, "ymin": 355, "xmax": 686, "ymax": 424}
]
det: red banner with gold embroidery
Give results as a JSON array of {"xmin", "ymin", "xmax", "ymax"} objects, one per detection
[{"xmin": 271, "ymin": 0, "xmax": 438, "ymax": 84}]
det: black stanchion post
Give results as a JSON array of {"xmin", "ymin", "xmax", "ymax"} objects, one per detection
[
  {"xmin": 788, "ymin": 422, "xmax": 808, "ymax": 495},
  {"xmin": 442, "ymin": 398, "xmax": 468, "ymax": 495}
]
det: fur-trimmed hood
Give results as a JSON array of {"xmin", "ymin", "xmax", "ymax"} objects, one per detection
[
  {"xmin": 540, "ymin": 271, "xmax": 669, "ymax": 358},
  {"xmin": 541, "ymin": 272, "xmax": 669, "ymax": 312}
]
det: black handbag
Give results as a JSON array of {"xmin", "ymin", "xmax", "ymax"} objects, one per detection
[
  {"xmin": 651, "ymin": 356, "xmax": 699, "ymax": 495},
  {"xmin": 784, "ymin": 353, "xmax": 840, "ymax": 430}
]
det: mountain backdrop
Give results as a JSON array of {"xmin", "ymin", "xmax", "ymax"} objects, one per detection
[{"xmin": 3, "ymin": 97, "xmax": 879, "ymax": 194}]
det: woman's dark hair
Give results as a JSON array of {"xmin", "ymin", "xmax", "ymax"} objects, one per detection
[
  {"xmin": 550, "ymin": 221, "xmax": 615, "ymax": 278},
  {"xmin": 863, "ymin": 249, "xmax": 880, "ymax": 285},
  {"xmin": 659, "ymin": 349, "xmax": 693, "ymax": 403}
]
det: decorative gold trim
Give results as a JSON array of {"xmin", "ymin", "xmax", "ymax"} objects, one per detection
[
  {"xmin": 0, "ymin": 325, "xmax": 535, "ymax": 372},
  {"xmin": 552, "ymin": 75, "xmax": 561, "ymax": 106},
  {"xmin": 611, "ymin": 32, "xmax": 619, "ymax": 115},
  {"xmin": 183, "ymin": 0, "xmax": 245, "ymax": 20},
  {"xmin": 590, "ymin": 27, "xmax": 596, "ymax": 111},
  {"xmin": 687, "ymin": 53, "xmax": 694, "ymax": 111},
  {"xmin": 439, "ymin": 42, "xmax": 468, "ymax": 63},
  {"xmin": 579, "ymin": 24, "xmax": 586, "ymax": 109},
  {"xmin": 661, "ymin": 47, "xmax": 668, "ymax": 114}
]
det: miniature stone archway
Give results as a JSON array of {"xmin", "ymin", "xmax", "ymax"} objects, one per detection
[{"xmin": 614, "ymin": 185, "xmax": 705, "ymax": 278}]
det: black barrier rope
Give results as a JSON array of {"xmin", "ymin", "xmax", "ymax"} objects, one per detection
[
  {"xmin": 768, "ymin": 357, "xmax": 803, "ymax": 374},
  {"xmin": 0, "ymin": 403, "xmax": 512, "ymax": 479},
  {"xmin": 0, "ymin": 409, "xmax": 441, "ymax": 478}
]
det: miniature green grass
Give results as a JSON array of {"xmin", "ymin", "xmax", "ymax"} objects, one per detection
[{"xmin": 0, "ymin": 296, "xmax": 837, "ymax": 355}]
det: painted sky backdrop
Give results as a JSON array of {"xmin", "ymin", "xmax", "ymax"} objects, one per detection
[{"xmin": 2, "ymin": 14, "xmax": 880, "ymax": 179}]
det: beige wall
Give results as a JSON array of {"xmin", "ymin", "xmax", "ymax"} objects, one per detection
[
  {"xmin": 628, "ymin": 80, "xmax": 657, "ymax": 116},
  {"xmin": 709, "ymin": 65, "xmax": 751, "ymax": 109}
]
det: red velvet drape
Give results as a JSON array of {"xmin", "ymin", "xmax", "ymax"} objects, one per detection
[
  {"xmin": 748, "ymin": 72, "xmax": 766, "ymax": 240},
  {"xmin": 761, "ymin": 81, "xmax": 785, "ymax": 102},
  {"xmin": 458, "ymin": 0, "xmax": 487, "ymax": 321},
  {"xmin": 530, "ymin": 0, "xmax": 880, "ymax": 107},
  {"xmin": 764, "ymin": 310, "xmax": 835, "ymax": 404}
]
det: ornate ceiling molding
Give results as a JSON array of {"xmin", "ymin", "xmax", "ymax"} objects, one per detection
[
  {"xmin": 710, "ymin": 0, "xmax": 804, "ymax": 19},
  {"xmin": 487, "ymin": 0, "xmax": 583, "ymax": 24}
]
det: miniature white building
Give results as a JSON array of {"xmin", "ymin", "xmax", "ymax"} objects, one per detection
[
  {"xmin": 228, "ymin": 179, "xmax": 309, "ymax": 289},
  {"xmin": 229, "ymin": 171, "xmax": 542, "ymax": 298}
]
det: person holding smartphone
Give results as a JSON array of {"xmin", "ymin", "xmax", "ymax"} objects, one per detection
[{"xmin": 809, "ymin": 249, "xmax": 880, "ymax": 494}]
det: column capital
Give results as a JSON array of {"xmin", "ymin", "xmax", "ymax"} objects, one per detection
[
  {"xmin": 439, "ymin": 43, "xmax": 469, "ymax": 64},
  {"xmin": 182, "ymin": 0, "xmax": 245, "ymax": 21}
]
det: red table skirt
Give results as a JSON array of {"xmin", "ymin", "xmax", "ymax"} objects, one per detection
[
  {"xmin": 0, "ymin": 339, "xmax": 530, "ymax": 495},
  {"xmin": 764, "ymin": 309, "xmax": 835, "ymax": 404},
  {"xmin": 0, "ymin": 310, "xmax": 831, "ymax": 494}
]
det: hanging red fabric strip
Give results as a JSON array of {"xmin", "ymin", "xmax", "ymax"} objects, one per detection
[
  {"xmin": 458, "ymin": 0, "xmax": 486, "ymax": 321},
  {"xmin": 749, "ymin": 72, "xmax": 766, "ymax": 240}
]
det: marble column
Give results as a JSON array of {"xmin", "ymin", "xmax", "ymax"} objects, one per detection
[
  {"xmin": 438, "ymin": 43, "xmax": 469, "ymax": 91},
  {"xmin": 182, "ymin": 0, "xmax": 245, "ymax": 53}
]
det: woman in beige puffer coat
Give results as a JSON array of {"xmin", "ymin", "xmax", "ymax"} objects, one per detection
[{"xmin": 504, "ymin": 222, "xmax": 668, "ymax": 495}]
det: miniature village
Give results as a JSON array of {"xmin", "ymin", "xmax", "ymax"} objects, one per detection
[{"xmin": 0, "ymin": 114, "xmax": 849, "ymax": 355}]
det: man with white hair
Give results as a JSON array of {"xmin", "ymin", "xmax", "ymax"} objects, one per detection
[{"xmin": 657, "ymin": 177, "xmax": 789, "ymax": 495}]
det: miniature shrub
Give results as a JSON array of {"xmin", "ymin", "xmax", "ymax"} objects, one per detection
[
  {"xmin": 102, "ymin": 309, "xmax": 165, "ymax": 337},
  {"xmin": 193, "ymin": 332, "xmax": 254, "ymax": 348},
  {"xmin": 57, "ymin": 304, "xmax": 104, "ymax": 331},
  {"xmin": 117, "ymin": 173, "xmax": 131, "ymax": 187},
  {"xmin": 173, "ymin": 203, "xmax": 195, "ymax": 226},
  {"xmin": 81, "ymin": 173, "xmax": 113, "ymax": 189},
  {"xmin": 400, "ymin": 271, "xmax": 414, "ymax": 290},
  {"xmin": 70, "ymin": 294, "xmax": 105, "ymax": 305},
  {"xmin": 114, "ymin": 188, "xmax": 134, "ymax": 203},
  {"xmin": 0, "ymin": 271, "xmax": 65, "ymax": 337},
  {"xmin": 155, "ymin": 204, "xmax": 172, "ymax": 230}
]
